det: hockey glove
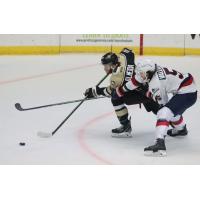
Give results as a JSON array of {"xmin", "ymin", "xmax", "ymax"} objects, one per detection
[
  {"xmin": 84, "ymin": 87, "xmax": 98, "ymax": 98},
  {"xmin": 96, "ymin": 86, "xmax": 108, "ymax": 96}
]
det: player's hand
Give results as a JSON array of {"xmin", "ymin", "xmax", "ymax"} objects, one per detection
[{"xmin": 84, "ymin": 88, "xmax": 97, "ymax": 98}]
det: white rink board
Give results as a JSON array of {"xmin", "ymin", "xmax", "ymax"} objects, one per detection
[
  {"xmin": 0, "ymin": 34, "xmax": 59, "ymax": 46},
  {"xmin": 185, "ymin": 34, "xmax": 200, "ymax": 48},
  {"xmin": 143, "ymin": 34, "xmax": 184, "ymax": 47}
]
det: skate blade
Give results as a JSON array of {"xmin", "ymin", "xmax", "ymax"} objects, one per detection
[
  {"xmin": 111, "ymin": 133, "xmax": 133, "ymax": 138},
  {"xmin": 167, "ymin": 133, "xmax": 187, "ymax": 137},
  {"xmin": 144, "ymin": 150, "xmax": 167, "ymax": 157},
  {"xmin": 37, "ymin": 131, "xmax": 52, "ymax": 138}
]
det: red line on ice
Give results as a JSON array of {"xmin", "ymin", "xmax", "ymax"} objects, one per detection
[
  {"xmin": 0, "ymin": 63, "xmax": 98, "ymax": 85},
  {"xmin": 77, "ymin": 112, "xmax": 114, "ymax": 165}
]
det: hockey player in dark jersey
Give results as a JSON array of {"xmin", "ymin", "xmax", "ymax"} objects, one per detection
[{"xmin": 84, "ymin": 48, "xmax": 159, "ymax": 138}]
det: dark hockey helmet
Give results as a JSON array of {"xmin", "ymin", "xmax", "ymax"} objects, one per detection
[{"xmin": 101, "ymin": 52, "xmax": 118, "ymax": 65}]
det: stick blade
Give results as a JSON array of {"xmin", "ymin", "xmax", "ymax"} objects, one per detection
[
  {"xmin": 15, "ymin": 103, "xmax": 23, "ymax": 111},
  {"xmin": 37, "ymin": 131, "xmax": 52, "ymax": 138}
]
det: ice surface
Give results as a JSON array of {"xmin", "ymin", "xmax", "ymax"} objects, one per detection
[{"xmin": 0, "ymin": 54, "xmax": 200, "ymax": 164}]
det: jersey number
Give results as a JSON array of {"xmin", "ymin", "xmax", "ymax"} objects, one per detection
[{"xmin": 163, "ymin": 68, "xmax": 184, "ymax": 79}]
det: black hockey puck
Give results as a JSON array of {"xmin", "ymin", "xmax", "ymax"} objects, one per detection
[{"xmin": 19, "ymin": 142, "xmax": 26, "ymax": 146}]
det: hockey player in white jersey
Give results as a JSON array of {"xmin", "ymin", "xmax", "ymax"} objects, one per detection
[{"xmin": 114, "ymin": 59, "xmax": 198, "ymax": 156}]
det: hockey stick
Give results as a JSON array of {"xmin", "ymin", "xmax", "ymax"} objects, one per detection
[
  {"xmin": 15, "ymin": 96, "xmax": 106, "ymax": 111},
  {"xmin": 37, "ymin": 73, "xmax": 109, "ymax": 138}
]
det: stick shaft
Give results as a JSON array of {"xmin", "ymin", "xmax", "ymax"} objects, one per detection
[
  {"xmin": 15, "ymin": 96, "xmax": 105, "ymax": 111},
  {"xmin": 52, "ymin": 98, "xmax": 86, "ymax": 134},
  {"xmin": 52, "ymin": 73, "xmax": 109, "ymax": 135}
]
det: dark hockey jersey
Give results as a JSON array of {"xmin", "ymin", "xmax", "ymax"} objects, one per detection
[{"xmin": 103, "ymin": 48, "xmax": 135, "ymax": 96}]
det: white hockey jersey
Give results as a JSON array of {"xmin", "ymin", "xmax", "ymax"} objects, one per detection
[
  {"xmin": 124, "ymin": 65, "xmax": 197, "ymax": 105},
  {"xmin": 145, "ymin": 66, "xmax": 197, "ymax": 105}
]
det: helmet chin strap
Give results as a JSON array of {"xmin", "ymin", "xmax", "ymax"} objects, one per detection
[{"xmin": 111, "ymin": 63, "xmax": 120, "ymax": 72}]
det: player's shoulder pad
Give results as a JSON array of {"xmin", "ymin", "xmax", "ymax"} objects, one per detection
[
  {"xmin": 120, "ymin": 48, "xmax": 135, "ymax": 66},
  {"xmin": 120, "ymin": 48, "xmax": 134, "ymax": 56}
]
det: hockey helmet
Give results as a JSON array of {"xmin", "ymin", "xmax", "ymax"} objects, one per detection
[
  {"xmin": 136, "ymin": 59, "xmax": 156, "ymax": 82},
  {"xmin": 101, "ymin": 52, "xmax": 118, "ymax": 65}
]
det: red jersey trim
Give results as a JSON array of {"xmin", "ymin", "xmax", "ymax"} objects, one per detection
[
  {"xmin": 131, "ymin": 76, "xmax": 140, "ymax": 86},
  {"xmin": 178, "ymin": 74, "xmax": 193, "ymax": 90}
]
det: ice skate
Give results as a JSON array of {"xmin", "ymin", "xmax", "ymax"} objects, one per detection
[
  {"xmin": 167, "ymin": 125, "xmax": 188, "ymax": 137},
  {"xmin": 111, "ymin": 119, "xmax": 132, "ymax": 138},
  {"xmin": 144, "ymin": 138, "xmax": 167, "ymax": 156}
]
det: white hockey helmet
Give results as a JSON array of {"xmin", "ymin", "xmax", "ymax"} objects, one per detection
[{"xmin": 136, "ymin": 59, "xmax": 156, "ymax": 82}]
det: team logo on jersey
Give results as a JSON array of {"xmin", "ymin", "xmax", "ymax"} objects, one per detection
[{"xmin": 157, "ymin": 67, "xmax": 166, "ymax": 80}]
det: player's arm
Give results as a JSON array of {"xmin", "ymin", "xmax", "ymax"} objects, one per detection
[{"xmin": 115, "ymin": 75, "xmax": 141, "ymax": 97}]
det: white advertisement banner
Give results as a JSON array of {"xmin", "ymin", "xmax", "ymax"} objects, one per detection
[{"xmin": 61, "ymin": 34, "xmax": 140, "ymax": 46}]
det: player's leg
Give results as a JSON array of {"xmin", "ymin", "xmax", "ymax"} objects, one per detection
[
  {"xmin": 144, "ymin": 91, "xmax": 197, "ymax": 156},
  {"xmin": 124, "ymin": 90, "xmax": 160, "ymax": 115},
  {"xmin": 144, "ymin": 106, "xmax": 173, "ymax": 156},
  {"xmin": 166, "ymin": 92, "xmax": 197, "ymax": 137},
  {"xmin": 111, "ymin": 93, "xmax": 132, "ymax": 138},
  {"xmin": 167, "ymin": 115, "xmax": 188, "ymax": 137},
  {"xmin": 110, "ymin": 90, "xmax": 159, "ymax": 138},
  {"xmin": 142, "ymin": 99, "xmax": 160, "ymax": 115},
  {"xmin": 110, "ymin": 90, "xmax": 155, "ymax": 138}
]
